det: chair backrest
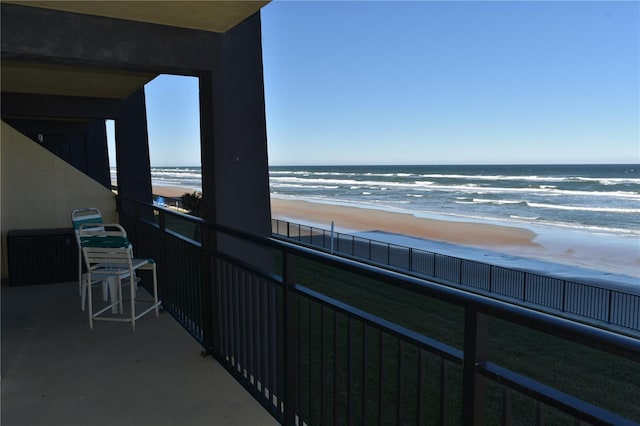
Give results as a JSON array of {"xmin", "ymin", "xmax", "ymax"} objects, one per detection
[
  {"xmin": 79, "ymin": 223, "xmax": 132, "ymax": 270},
  {"xmin": 71, "ymin": 208, "xmax": 104, "ymax": 239}
]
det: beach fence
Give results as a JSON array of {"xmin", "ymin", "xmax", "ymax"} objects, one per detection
[{"xmin": 272, "ymin": 219, "xmax": 640, "ymax": 333}]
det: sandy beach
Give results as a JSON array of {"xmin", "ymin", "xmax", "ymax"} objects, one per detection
[
  {"xmin": 152, "ymin": 185, "xmax": 639, "ymax": 279},
  {"xmin": 153, "ymin": 186, "xmax": 536, "ymax": 247},
  {"xmin": 153, "ymin": 185, "xmax": 199, "ymax": 198},
  {"xmin": 270, "ymin": 198, "xmax": 539, "ymax": 249}
]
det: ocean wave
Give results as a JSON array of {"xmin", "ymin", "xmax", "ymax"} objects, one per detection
[
  {"xmin": 271, "ymin": 183, "xmax": 340, "ymax": 189},
  {"xmin": 527, "ymin": 202, "xmax": 640, "ymax": 214},
  {"xmin": 471, "ymin": 198, "xmax": 526, "ymax": 205},
  {"xmin": 270, "ymin": 177, "xmax": 640, "ymax": 199},
  {"xmin": 151, "ymin": 171, "xmax": 202, "ymax": 179},
  {"xmin": 510, "ymin": 214, "xmax": 540, "ymax": 220},
  {"xmin": 415, "ymin": 173, "xmax": 640, "ymax": 185}
]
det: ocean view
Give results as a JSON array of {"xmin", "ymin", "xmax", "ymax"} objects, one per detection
[
  {"xmin": 120, "ymin": 164, "xmax": 640, "ymax": 281},
  {"xmin": 269, "ymin": 164, "xmax": 639, "ymax": 237}
]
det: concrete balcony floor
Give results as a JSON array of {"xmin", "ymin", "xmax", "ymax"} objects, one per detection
[{"xmin": 1, "ymin": 282, "xmax": 279, "ymax": 426}]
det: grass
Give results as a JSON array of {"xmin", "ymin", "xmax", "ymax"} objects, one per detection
[{"xmin": 283, "ymin": 254, "xmax": 640, "ymax": 424}]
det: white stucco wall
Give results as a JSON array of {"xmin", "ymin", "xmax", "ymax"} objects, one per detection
[{"xmin": 1, "ymin": 121, "xmax": 118, "ymax": 280}]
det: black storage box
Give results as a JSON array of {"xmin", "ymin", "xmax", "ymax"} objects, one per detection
[{"xmin": 7, "ymin": 228, "xmax": 78, "ymax": 285}]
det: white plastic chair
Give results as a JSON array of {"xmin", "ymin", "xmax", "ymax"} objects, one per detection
[
  {"xmin": 71, "ymin": 208, "xmax": 108, "ymax": 310},
  {"xmin": 79, "ymin": 223, "xmax": 161, "ymax": 331}
]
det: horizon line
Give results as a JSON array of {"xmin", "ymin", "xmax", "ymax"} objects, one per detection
[{"xmin": 141, "ymin": 162, "xmax": 640, "ymax": 168}]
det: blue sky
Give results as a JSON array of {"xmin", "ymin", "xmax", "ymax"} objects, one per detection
[{"xmin": 109, "ymin": 1, "xmax": 639, "ymax": 166}]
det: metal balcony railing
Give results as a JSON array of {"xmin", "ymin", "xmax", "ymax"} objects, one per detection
[{"xmin": 119, "ymin": 197, "xmax": 640, "ymax": 425}]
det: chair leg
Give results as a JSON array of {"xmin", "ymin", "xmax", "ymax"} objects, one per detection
[
  {"xmin": 102, "ymin": 281, "xmax": 109, "ymax": 302},
  {"xmin": 87, "ymin": 274, "xmax": 94, "ymax": 330},
  {"xmin": 153, "ymin": 264, "xmax": 159, "ymax": 316},
  {"xmin": 118, "ymin": 277, "xmax": 124, "ymax": 314},
  {"xmin": 81, "ymin": 275, "xmax": 87, "ymax": 312},
  {"xmin": 78, "ymin": 252, "xmax": 83, "ymax": 296},
  {"xmin": 106, "ymin": 277, "xmax": 119, "ymax": 314},
  {"xmin": 130, "ymin": 271, "xmax": 136, "ymax": 332}
]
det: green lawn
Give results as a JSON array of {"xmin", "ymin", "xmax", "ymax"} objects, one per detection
[{"xmin": 285, "ymin": 254, "xmax": 640, "ymax": 424}]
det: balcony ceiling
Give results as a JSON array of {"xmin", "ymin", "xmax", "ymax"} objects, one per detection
[
  {"xmin": 1, "ymin": 1, "xmax": 269, "ymax": 101},
  {"xmin": 1, "ymin": 62, "xmax": 157, "ymax": 100},
  {"xmin": 5, "ymin": 1, "xmax": 269, "ymax": 33}
]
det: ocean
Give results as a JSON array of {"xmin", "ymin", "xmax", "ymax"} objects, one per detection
[
  {"xmin": 269, "ymin": 164, "xmax": 639, "ymax": 238},
  {"xmin": 138, "ymin": 164, "xmax": 640, "ymax": 279}
]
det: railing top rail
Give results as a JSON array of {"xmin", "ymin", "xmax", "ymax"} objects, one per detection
[{"xmin": 121, "ymin": 197, "xmax": 640, "ymax": 363}]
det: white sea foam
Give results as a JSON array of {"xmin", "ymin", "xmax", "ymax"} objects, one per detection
[
  {"xmin": 269, "ymin": 176, "xmax": 640, "ymax": 200},
  {"xmin": 527, "ymin": 203, "xmax": 640, "ymax": 214}
]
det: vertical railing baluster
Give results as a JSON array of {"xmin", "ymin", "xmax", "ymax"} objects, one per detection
[
  {"xmin": 201, "ymin": 225, "xmax": 214, "ymax": 355},
  {"xmin": 268, "ymin": 280, "xmax": 277, "ymax": 414},
  {"xmin": 249, "ymin": 275, "xmax": 255, "ymax": 385},
  {"xmin": 347, "ymin": 318, "xmax": 354, "ymax": 425},
  {"xmin": 261, "ymin": 271, "xmax": 268, "ymax": 402},
  {"xmin": 501, "ymin": 387, "xmax": 511, "ymax": 426},
  {"xmin": 440, "ymin": 359, "xmax": 448, "ymax": 426},
  {"xmin": 309, "ymin": 301, "xmax": 314, "ymax": 424},
  {"xmin": 233, "ymin": 268, "xmax": 240, "ymax": 370},
  {"xmin": 240, "ymin": 270, "xmax": 247, "ymax": 377},
  {"xmin": 158, "ymin": 209, "xmax": 167, "ymax": 308},
  {"xmin": 333, "ymin": 310, "xmax": 338, "ymax": 425},
  {"xmin": 535, "ymin": 401, "xmax": 545, "ymax": 425},
  {"xmin": 462, "ymin": 309, "xmax": 488, "ymax": 425},
  {"xmin": 409, "ymin": 247, "xmax": 413, "ymax": 272},
  {"xmin": 320, "ymin": 305, "xmax": 326, "ymax": 425},
  {"xmin": 363, "ymin": 325, "xmax": 369, "ymax": 425},
  {"xmin": 397, "ymin": 339, "xmax": 403, "ymax": 426},
  {"xmin": 297, "ymin": 295, "xmax": 304, "ymax": 425},
  {"xmin": 607, "ymin": 289, "xmax": 613, "ymax": 324},
  {"xmin": 431, "ymin": 252, "xmax": 436, "ymax": 277},
  {"xmin": 417, "ymin": 349, "xmax": 425, "ymax": 425},
  {"xmin": 378, "ymin": 331, "xmax": 385, "ymax": 426},
  {"xmin": 283, "ymin": 251, "xmax": 297, "ymax": 426}
]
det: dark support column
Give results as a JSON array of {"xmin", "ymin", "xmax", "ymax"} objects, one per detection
[
  {"xmin": 211, "ymin": 13, "xmax": 271, "ymax": 235},
  {"xmin": 199, "ymin": 71, "xmax": 217, "ymax": 226},
  {"xmin": 462, "ymin": 309, "xmax": 488, "ymax": 425},
  {"xmin": 198, "ymin": 72, "xmax": 218, "ymax": 357},
  {"xmin": 85, "ymin": 119, "xmax": 111, "ymax": 189},
  {"xmin": 199, "ymin": 13, "xmax": 272, "ymax": 270},
  {"xmin": 114, "ymin": 89, "xmax": 153, "ymax": 223}
]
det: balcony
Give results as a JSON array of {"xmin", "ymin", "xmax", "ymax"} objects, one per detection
[
  {"xmin": 1, "ymin": 280, "xmax": 279, "ymax": 426},
  {"xmin": 3, "ymin": 197, "xmax": 639, "ymax": 425}
]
